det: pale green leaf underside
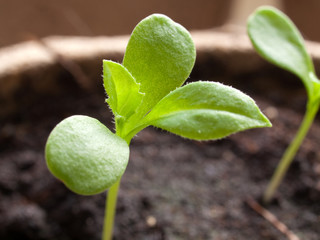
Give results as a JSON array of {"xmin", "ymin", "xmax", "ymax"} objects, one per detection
[
  {"xmin": 45, "ymin": 115, "xmax": 129, "ymax": 195},
  {"xmin": 247, "ymin": 6, "xmax": 315, "ymax": 94},
  {"xmin": 142, "ymin": 82, "xmax": 271, "ymax": 140},
  {"xmin": 103, "ymin": 60, "xmax": 144, "ymax": 119},
  {"xmin": 123, "ymin": 14, "xmax": 196, "ymax": 120}
]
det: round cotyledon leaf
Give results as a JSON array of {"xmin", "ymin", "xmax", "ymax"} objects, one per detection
[{"xmin": 45, "ymin": 115, "xmax": 129, "ymax": 195}]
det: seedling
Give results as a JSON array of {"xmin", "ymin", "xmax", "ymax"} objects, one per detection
[
  {"xmin": 45, "ymin": 14, "xmax": 271, "ymax": 240},
  {"xmin": 248, "ymin": 6, "xmax": 320, "ymax": 204}
]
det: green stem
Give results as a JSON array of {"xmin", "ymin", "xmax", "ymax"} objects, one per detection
[
  {"xmin": 102, "ymin": 121, "xmax": 132, "ymax": 240},
  {"xmin": 263, "ymin": 100, "xmax": 319, "ymax": 204},
  {"xmin": 102, "ymin": 178, "xmax": 121, "ymax": 240}
]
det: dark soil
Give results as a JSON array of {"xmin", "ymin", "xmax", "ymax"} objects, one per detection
[{"xmin": 1, "ymin": 67, "xmax": 320, "ymax": 240}]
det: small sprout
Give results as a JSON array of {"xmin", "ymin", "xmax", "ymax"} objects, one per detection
[
  {"xmin": 46, "ymin": 14, "xmax": 271, "ymax": 240},
  {"xmin": 248, "ymin": 6, "xmax": 320, "ymax": 204}
]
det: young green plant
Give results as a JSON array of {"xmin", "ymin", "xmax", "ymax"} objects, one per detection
[
  {"xmin": 247, "ymin": 6, "xmax": 320, "ymax": 204},
  {"xmin": 45, "ymin": 14, "xmax": 271, "ymax": 240}
]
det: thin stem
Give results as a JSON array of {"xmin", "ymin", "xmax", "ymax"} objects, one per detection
[
  {"xmin": 263, "ymin": 100, "xmax": 319, "ymax": 204},
  {"xmin": 102, "ymin": 179, "xmax": 121, "ymax": 240},
  {"xmin": 102, "ymin": 122, "xmax": 131, "ymax": 240}
]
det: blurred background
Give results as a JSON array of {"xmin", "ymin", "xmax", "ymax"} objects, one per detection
[{"xmin": 1, "ymin": 0, "xmax": 320, "ymax": 48}]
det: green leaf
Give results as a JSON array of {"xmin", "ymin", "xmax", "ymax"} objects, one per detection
[
  {"xmin": 45, "ymin": 115, "xmax": 129, "ymax": 195},
  {"xmin": 103, "ymin": 60, "xmax": 144, "ymax": 119},
  {"xmin": 247, "ymin": 6, "xmax": 317, "ymax": 95},
  {"xmin": 123, "ymin": 14, "xmax": 196, "ymax": 118},
  {"xmin": 141, "ymin": 82, "xmax": 271, "ymax": 140}
]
